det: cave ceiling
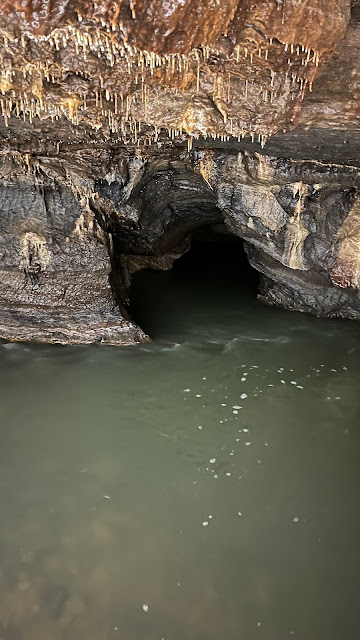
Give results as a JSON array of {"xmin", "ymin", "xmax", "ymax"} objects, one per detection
[{"xmin": 0, "ymin": 0, "xmax": 358, "ymax": 153}]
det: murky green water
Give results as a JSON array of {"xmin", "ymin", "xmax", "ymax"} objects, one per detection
[{"xmin": 0, "ymin": 241, "xmax": 360, "ymax": 640}]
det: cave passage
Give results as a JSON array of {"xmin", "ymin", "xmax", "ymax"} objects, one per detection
[{"xmin": 128, "ymin": 225, "xmax": 260, "ymax": 341}]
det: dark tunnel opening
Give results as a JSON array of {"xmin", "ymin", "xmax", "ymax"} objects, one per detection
[{"xmin": 128, "ymin": 224, "xmax": 260, "ymax": 341}]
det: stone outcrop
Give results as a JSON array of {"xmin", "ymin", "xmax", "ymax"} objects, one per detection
[
  {"xmin": 215, "ymin": 152, "xmax": 360, "ymax": 317},
  {"xmin": 0, "ymin": 1, "xmax": 359, "ymax": 343},
  {"xmin": 0, "ymin": 155, "xmax": 147, "ymax": 344}
]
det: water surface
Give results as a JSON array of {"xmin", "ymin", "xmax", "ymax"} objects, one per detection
[{"xmin": 0, "ymin": 241, "xmax": 359, "ymax": 640}]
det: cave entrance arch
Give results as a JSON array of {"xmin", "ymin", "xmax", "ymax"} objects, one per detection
[{"xmin": 101, "ymin": 159, "xmax": 260, "ymax": 340}]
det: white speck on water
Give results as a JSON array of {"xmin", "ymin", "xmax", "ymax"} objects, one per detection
[
  {"xmin": 214, "ymin": 474, "xmax": 218, "ymax": 478},
  {"xmin": 265, "ymin": 442, "xmax": 269, "ymax": 446},
  {"xmin": 268, "ymin": 384, "xmax": 274, "ymax": 387},
  {"xmin": 241, "ymin": 377, "xmax": 246, "ymax": 382},
  {"xmin": 220, "ymin": 420, "xmax": 224, "ymax": 424},
  {"xmin": 240, "ymin": 393, "xmax": 248, "ymax": 400},
  {"xmin": 278, "ymin": 368, "xmax": 284, "ymax": 372},
  {"xmin": 236, "ymin": 438, "xmax": 240, "ymax": 442},
  {"xmin": 198, "ymin": 425, "xmax": 203, "ymax": 430},
  {"xmin": 104, "ymin": 495, "xmax": 111, "ymax": 500},
  {"xmin": 184, "ymin": 389, "xmax": 190, "ymax": 392},
  {"xmin": 290, "ymin": 369, "xmax": 294, "ymax": 372},
  {"xmin": 209, "ymin": 458, "xmax": 216, "ymax": 464},
  {"xmin": 142, "ymin": 604, "xmax": 149, "ymax": 613},
  {"xmin": 233, "ymin": 410, "xmax": 238, "ymax": 415},
  {"xmin": 343, "ymin": 366, "xmax": 348, "ymax": 370},
  {"xmin": 245, "ymin": 442, "xmax": 251, "ymax": 446},
  {"xmin": 257, "ymin": 622, "xmax": 262, "ymax": 627},
  {"xmin": 202, "ymin": 377, "xmax": 207, "ymax": 380},
  {"xmin": 238, "ymin": 511, "xmax": 242, "ymax": 516},
  {"xmin": 281, "ymin": 379, "xmax": 286, "ymax": 384},
  {"xmin": 296, "ymin": 385, "xmax": 304, "ymax": 390},
  {"xmin": 335, "ymin": 396, "xmax": 341, "ymax": 400},
  {"xmin": 233, "ymin": 405, "xmax": 242, "ymax": 409},
  {"xmin": 230, "ymin": 452, "xmax": 234, "ymax": 456},
  {"xmin": 221, "ymin": 403, "xmax": 226, "ymax": 407},
  {"xmin": 330, "ymin": 369, "xmax": 337, "ymax": 372},
  {"xmin": 243, "ymin": 428, "xmax": 249, "ymax": 433},
  {"xmin": 293, "ymin": 517, "xmax": 300, "ymax": 523},
  {"xmin": 290, "ymin": 381, "xmax": 297, "ymax": 385},
  {"xmin": 208, "ymin": 515, "xmax": 213, "ymax": 519},
  {"xmin": 202, "ymin": 521, "xmax": 209, "ymax": 527},
  {"xmin": 225, "ymin": 472, "xmax": 231, "ymax": 477},
  {"xmin": 196, "ymin": 394, "xmax": 201, "ymax": 398}
]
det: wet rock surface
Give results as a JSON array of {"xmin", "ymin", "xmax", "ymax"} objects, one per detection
[
  {"xmin": 0, "ymin": 0, "xmax": 359, "ymax": 342},
  {"xmin": 0, "ymin": 162, "xmax": 147, "ymax": 344},
  {"xmin": 216, "ymin": 152, "xmax": 360, "ymax": 317},
  {"xmin": 0, "ymin": 0, "xmax": 355, "ymax": 143}
]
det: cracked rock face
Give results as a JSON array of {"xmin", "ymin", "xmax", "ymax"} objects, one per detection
[
  {"xmin": 0, "ymin": 161, "xmax": 147, "ymax": 344},
  {"xmin": 215, "ymin": 152, "xmax": 360, "ymax": 317},
  {"xmin": 0, "ymin": 0, "xmax": 359, "ymax": 344}
]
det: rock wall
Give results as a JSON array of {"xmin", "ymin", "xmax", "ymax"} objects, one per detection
[
  {"xmin": 215, "ymin": 152, "xmax": 360, "ymax": 317},
  {"xmin": 0, "ymin": 141, "xmax": 359, "ymax": 344},
  {"xmin": 0, "ymin": 156, "xmax": 147, "ymax": 344}
]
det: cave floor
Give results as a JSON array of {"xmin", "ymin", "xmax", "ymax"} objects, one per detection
[{"xmin": 0, "ymin": 246, "xmax": 359, "ymax": 640}]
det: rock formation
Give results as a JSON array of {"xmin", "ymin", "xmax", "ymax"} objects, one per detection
[{"xmin": 0, "ymin": 0, "xmax": 359, "ymax": 343}]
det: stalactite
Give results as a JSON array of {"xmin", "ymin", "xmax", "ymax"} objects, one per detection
[{"xmin": 0, "ymin": 2, "xmax": 333, "ymax": 151}]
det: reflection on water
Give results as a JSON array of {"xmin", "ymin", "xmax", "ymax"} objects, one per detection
[{"xmin": 0, "ymin": 240, "xmax": 360, "ymax": 640}]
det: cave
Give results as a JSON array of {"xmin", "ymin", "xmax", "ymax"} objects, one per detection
[
  {"xmin": 128, "ymin": 224, "xmax": 259, "ymax": 340},
  {"xmin": 0, "ymin": 0, "xmax": 358, "ymax": 346},
  {"xmin": 0, "ymin": 3, "xmax": 360, "ymax": 640}
]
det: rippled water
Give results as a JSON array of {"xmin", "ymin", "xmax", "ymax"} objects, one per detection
[{"xmin": 0, "ymin": 241, "xmax": 359, "ymax": 640}]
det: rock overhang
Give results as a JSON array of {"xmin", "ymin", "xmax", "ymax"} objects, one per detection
[{"xmin": 0, "ymin": 0, "xmax": 352, "ymax": 146}]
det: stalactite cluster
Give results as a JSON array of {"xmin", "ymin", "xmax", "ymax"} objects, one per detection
[{"xmin": 0, "ymin": 0, "xmax": 351, "ymax": 148}]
